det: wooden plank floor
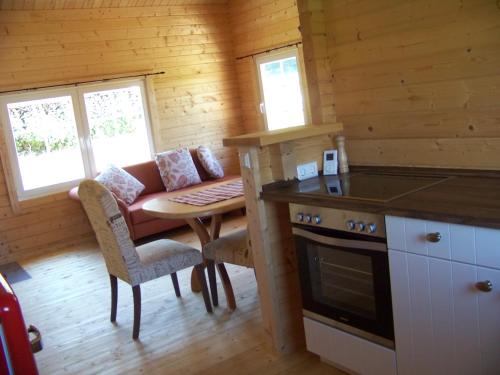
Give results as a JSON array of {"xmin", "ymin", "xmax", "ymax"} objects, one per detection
[{"xmin": 14, "ymin": 214, "xmax": 344, "ymax": 375}]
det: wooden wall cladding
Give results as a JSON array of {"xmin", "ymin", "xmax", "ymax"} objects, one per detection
[
  {"xmin": 229, "ymin": 0, "xmax": 301, "ymax": 134},
  {"xmin": 323, "ymin": 0, "xmax": 500, "ymax": 169},
  {"xmin": 297, "ymin": 0, "xmax": 336, "ymax": 125},
  {"xmin": 0, "ymin": 1, "xmax": 242, "ymax": 263}
]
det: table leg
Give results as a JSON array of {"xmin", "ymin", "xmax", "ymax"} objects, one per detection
[
  {"xmin": 207, "ymin": 214, "xmax": 222, "ymax": 305},
  {"xmin": 186, "ymin": 218, "xmax": 210, "ymax": 293},
  {"xmin": 209, "ymin": 214, "xmax": 236, "ymax": 310},
  {"xmin": 210, "ymin": 214, "xmax": 222, "ymax": 240},
  {"xmin": 186, "ymin": 215, "xmax": 237, "ymax": 310}
]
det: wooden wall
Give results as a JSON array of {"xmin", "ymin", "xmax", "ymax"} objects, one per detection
[
  {"xmin": 322, "ymin": 0, "xmax": 500, "ymax": 169},
  {"xmin": 0, "ymin": 0, "xmax": 242, "ymax": 263},
  {"xmin": 3, "ymin": 0, "xmax": 497, "ymax": 262},
  {"xmin": 297, "ymin": 0, "xmax": 335, "ymax": 125},
  {"xmin": 229, "ymin": 0, "xmax": 302, "ymax": 133}
]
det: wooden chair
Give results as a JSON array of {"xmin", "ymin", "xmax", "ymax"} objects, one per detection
[
  {"xmin": 203, "ymin": 228, "xmax": 253, "ymax": 310},
  {"xmin": 78, "ymin": 179, "xmax": 212, "ymax": 340}
]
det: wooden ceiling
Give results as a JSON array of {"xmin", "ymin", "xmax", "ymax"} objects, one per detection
[{"xmin": 0, "ymin": 0, "xmax": 227, "ymax": 10}]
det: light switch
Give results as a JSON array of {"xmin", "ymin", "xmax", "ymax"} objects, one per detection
[{"xmin": 243, "ymin": 152, "xmax": 251, "ymax": 169}]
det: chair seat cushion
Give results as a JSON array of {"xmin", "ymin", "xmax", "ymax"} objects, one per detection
[
  {"xmin": 136, "ymin": 239, "xmax": 203, "ymax": 280},
  {"xmin": 204, "ymin": 229, "xmax": 252, "ymax": 268}
]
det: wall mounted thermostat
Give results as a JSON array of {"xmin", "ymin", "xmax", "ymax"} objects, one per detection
[{"xmin": 323, "ymin": 149, "xmax": 338, "ymax": 175}]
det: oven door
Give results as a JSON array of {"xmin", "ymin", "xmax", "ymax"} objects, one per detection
[{"xmin": 293, "ymin": 225, "xmax": 394, "ymax": 348}]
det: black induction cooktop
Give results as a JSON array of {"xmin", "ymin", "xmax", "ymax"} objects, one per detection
[{"xmin": 296, "ymin": 173, "xmax": 448, "ymax": 203}]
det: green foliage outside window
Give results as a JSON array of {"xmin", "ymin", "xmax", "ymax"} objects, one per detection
[{"xmin": 8, "ymin": 89, "xmax": 142, "ymax": 156}]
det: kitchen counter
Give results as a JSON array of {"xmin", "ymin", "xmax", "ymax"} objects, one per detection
[
  {"xmin": 223, "ymin": 124, "xmax": 499, "ymax": 357},
  {"xmin": 261, "ymin": 167, "xmax": 500, "ymax": 230}
]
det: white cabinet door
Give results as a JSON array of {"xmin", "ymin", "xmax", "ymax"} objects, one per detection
[
  {"xmin": 389, "ymin": 250, "xmax": 500, "ymax": 375},
  {"xmin": 477, "ymin": 266, "xmax": 500, "ymax": 373}
]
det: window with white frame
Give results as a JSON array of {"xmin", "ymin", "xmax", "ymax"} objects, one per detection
[
  {"xmin": 255, "ymin": 47, "xmax": 308, "ymax": 131},
  {"xmin": 0, "ymin": 79, "xmax": 154, "ymax": 200}
]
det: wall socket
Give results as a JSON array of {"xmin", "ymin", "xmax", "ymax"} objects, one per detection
[{"xmin": 297, "ymin": 161, "xmax": 318, "ymax": 181}]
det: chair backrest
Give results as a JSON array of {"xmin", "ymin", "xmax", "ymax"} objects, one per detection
[
  {"xmin": 204, "ymin": 228, "xmax": 253, "ymax": 268},
  {"xmin": 78, "ymin": 179, "xmax": 140, "ymax": 284}
]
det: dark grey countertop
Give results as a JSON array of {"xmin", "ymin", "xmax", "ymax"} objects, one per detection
[{"xmin": 261, "ymin": 166, "xmax": 500, "ymax": 229}]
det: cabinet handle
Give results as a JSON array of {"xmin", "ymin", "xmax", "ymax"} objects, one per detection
[
  {"xmin": 426, "ymin": 232, "xmax": 442, "ymax": 243},
  {"xmin": 475, "ymin": 280, "xmax": 493, "ymax": 292}
]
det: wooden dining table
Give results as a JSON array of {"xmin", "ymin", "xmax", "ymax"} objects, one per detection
[{"xmin": 142, "ymin": 177, "xmax": 245, "ymax": 310}]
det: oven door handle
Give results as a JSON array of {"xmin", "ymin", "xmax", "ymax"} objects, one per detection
[{"xmin": 292, "ymin": 227, "xmax": 387, "ymax": 252}]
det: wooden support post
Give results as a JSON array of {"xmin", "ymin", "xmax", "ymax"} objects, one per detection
[{"xmin": 238, "ymin": 146, "xmax": 304, "ymax": 354}]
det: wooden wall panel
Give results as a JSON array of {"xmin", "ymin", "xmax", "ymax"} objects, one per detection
[
  {"xmin": 229, "ymin": 0, "xmax": 301, "ymax": 134},
  {"xmin": 297, "ymin": 0, "xmax": 336, "ymax": 125},
  {"xmin": 0, "ymin": 2, "xmax": 242, "ymax": 263},
  {"xmin": 322, "ymin": 0, "xmax": 500, "ymax": 169}
]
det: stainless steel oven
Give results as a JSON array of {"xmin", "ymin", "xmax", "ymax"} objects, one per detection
[{"xmin": 290, "ymin": 204, "xmax": 394, "ymax": 349}]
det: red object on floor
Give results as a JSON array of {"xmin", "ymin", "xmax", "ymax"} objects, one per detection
[{"xmin": 0, "ymin": 274, "xmax": 39, "ymax": 375}]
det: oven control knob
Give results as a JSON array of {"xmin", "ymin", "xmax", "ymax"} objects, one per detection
[
  {"xmin": 346, "ymin": 220, "xmax": 356, "ymax": 230},
  {"xmin": 356, "ymin": 221, "xmax": 366, "ymax": 232},
  {"xmin": 367, "ymin": 223, "xmax": 377, "ymax": 233},
  {"xmin": 296, "ymin": 213, "xmax": 304, "ymax": 222},
  {"xmin": 313, "ymin": 215, "xmax": 321, "ymax": 224},
  {"xmin": 305, "ymin": 214, "xmax": 312, "ymax": 223}
]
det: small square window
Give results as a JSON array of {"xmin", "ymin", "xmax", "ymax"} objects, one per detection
[{"xmin": 256, "ymin": 48, "xmax": 307, "ymax": 131}]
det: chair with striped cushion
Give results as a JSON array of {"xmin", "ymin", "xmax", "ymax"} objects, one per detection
[{"xmin": 78, "ymin": 179, "xmax": 212, "ymax": 339}]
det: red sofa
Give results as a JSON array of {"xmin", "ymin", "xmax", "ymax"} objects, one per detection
[{"xmin": 69, "ymin": 150, "xmax": 238, "ymax": 242}]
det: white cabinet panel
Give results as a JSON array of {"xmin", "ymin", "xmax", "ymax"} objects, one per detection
[
  {"xmin": 386, "ymin": 216, "xmax": 500, "ymax": 270},
  {"xmin": 477, "ymin": 267, "xmax": 500, "ymax": 374},
  {"xmin": 386, "ymin": 215, "xmax": 405, "ymax": 251},
  {"xmin": 404, "ymin": 218, "xmax": 427, "ymax": 255},
  {"xmin": 426, "ymin": 221, "xmax": 450, "ymax": 259},
  {"xmin": 475, "ymin": 227, "xmax": 500, "ymax": 269},
  {"xmin": 406, "ymin": 253, "xmax": 434, "ymax": 375},
  {"xmin": 451, "ymin": 262, "xmax": 481, "ymax": 375},
  {"xmin": 428, "ymin": 258, "xmax": 456, "ymax": 375},
  {"xmin": 388, "ymin": 250, "xmax": 414, "ymax": 375},
  {"xmin": 303, "ymin": 316, "xmax": 330, "ymax": 359},
  {"xmin": 385, "ymin": 216, "xmax": 451, "ymax": 259},
  {"xmin": 389, "ymin": 250, "xmax": 500, "ymax": 375},
  {"xmin": 450, "ymin": 223, "xmax": 476, "ymax": 264},
  {"xmin": 303, "ymin": 317, "xmax": 396, "ymax": 375}
]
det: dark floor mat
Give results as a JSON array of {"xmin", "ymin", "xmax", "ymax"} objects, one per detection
[{"xmin": 0, "ymin": 262, "xmax": 31, "ymax": 284}]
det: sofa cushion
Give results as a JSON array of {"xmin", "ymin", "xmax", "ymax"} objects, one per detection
[
  {"xmin": 190, "ymin": 149, "xmax": 210, "ymax": 181},
  {"xmin": 123, "ymin": 160, "xmax": 165, "ymax": 196},
  {"xmin": 197, "ymin": 145, "xmax": 224, "ymax": 179},
  {"xmin": 95, "ymin": 165, "xmax": 145, "ymax": 205},
  {"xmin": 133, "ymin": 218, "xmax": 187, "ymax": 241},
  {"xmin": 155, "ymin": 148, "xmax": 202, "ymax": 192},
  {"xmin": 128, "ymin": 175, "xmax": 240, "ymax": 225}
]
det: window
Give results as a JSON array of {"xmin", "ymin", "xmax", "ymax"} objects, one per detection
[
  {"xmin": 0, "ymin": 79, "xmax": 154, "ymax": 200},
  {"xmin": 256, "ymin": 48, "xmax": 308, "ymax": 131}
]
